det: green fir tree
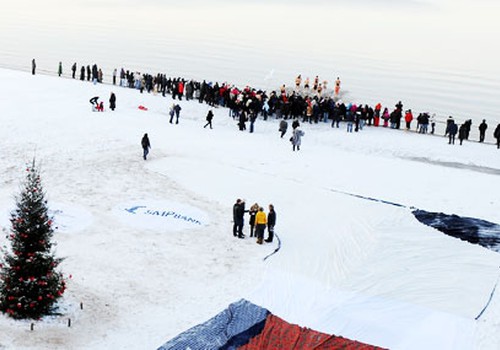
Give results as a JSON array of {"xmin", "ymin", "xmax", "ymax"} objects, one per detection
[{"xmin": 0, "ymin": 159, "xmax": 66, "ymax": 319}]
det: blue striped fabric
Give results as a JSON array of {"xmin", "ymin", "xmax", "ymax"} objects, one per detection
[{"xmin": 158, "ymin": 299, "xmax": 269, "ymax": 350}]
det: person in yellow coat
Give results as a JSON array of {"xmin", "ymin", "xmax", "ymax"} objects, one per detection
[{"xmin": 255, "ymin": 207, "xmax": 267, "ymax": 244}]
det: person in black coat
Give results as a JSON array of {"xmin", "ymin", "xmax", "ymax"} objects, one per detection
[
  {"xmin": 141, "ymin": 133, "xmax": 151, "ymax": 160},
  {"xmin": 204, "ymin": 110, "xmax": 214, "ymax": 129},
  {"xmin": 479, "ymin": 120, "xmax": 488, "ymax": 143},
  {"xmin": 279, "ymin": 119, "xmax": 288, "ymax": 138},
  {"xmin": 265, "ymin": 204, "xmax": 277, "ymax": 243},
  {"xmin": 238, "ymin": 111, "xmax": 247, "ymax": 131},
  {"xmin": 109, "ymin": 92, "xmax": 116, "ymax": 111},
  {"xmin": 31, "ymin": 58, "xmax": 36, "ymax": 75},
  {"xmin": 80, "ymin": 66, "xmax": 85, "ymax": 80},
  {"xmin": 72, "ymin": 63, "xmax": 77, "ymax": 79},
  {"xmin": 444, "ymin": 116, "xmax": 454, "ymax": 136},
  {"xmin": 89, "ymin": 96, "xmax": 99, "ymax": 111},
  {"xmin": 458, "ymin": 124, "xmax": 467, "ymax": 145},
  {"xmin": 494, "ymin": 124, "xmax": 500, "ymax": 149},
  {"xmin": 174, "ymin": 104, "xmax": 182, "ymax": 124},
  {"xmin": 232, "ymin": 199, "xmax": 245, "ymax": 238},
  {"xmin": 446, "ymin": 120, "xmax": 458, "ymax": 144}
]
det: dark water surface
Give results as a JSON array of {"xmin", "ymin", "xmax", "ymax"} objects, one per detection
[
  {"xmin": 413, "ymin": 210, "xmax": 500, "ymax": 253},
  {"xmin": 1, "ymin": 0, "xmax": 500, "ymax": 135}
]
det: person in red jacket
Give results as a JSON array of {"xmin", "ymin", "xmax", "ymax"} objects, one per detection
[
  {"xmin": 178, "ymin": 81, "xmax": 184, "ymax": 100},
  {"xmin": 404, "ymin": 109, "xmax": 413, "ymax": 130},
  {"xmin": 374, "ymin": 103, "xmax": 382, "ymax": 127}
]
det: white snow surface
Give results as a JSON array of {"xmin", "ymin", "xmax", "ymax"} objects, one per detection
[{"xmin": 0, "ymin": 68, "xmax": 499, "ymax": 349}]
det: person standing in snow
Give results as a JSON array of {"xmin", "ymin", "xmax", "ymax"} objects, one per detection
[
  {"xmin": 174, "ymin": 104, "xmax": 182, "ymax": 124},
  {"xmin": 404, "ymin": 109, "xmax": 413, "ymax": 130},
  {"xmin": 291, "ymin": 127, "xmax": 305, "ymax": 151},
  {"xmin": 141, "ymin": 133, "xmax": 151, "ymax": 160},
  {"xmin": 232, "ymin": 199, "xmax": 246, "ymax": 238},
  {"xmin": 373, "ymin": 103, "xmax": 381, "ymax": 126},
  {"xmin": 178, "ymin": 80, "xmax": 184, "ymax": 100},
  {"xmin": 255, "ymin": 207, "xmax": 267, "ymax": 245},
  {"xmin": 345, "ymin": 108, "xmax": 354, "ymax": 133},
  {"xmin": 112, "ymin": 68, "xmax": 117, "ymax": 85},
  {"xmin": 58, "ymin": 62, "xmax": 63, "ymax": 77},
  {"xmin": 265, "ymin": 204, "xmax": 276, "ymax": 243},
  {"xmin": 169, "ymin": 103, "xmax": 175, "ymax": 124},
  {"xmin": 109, "ymin": 92, "xmax": 116, "ymax": 111},
  {"xmin": 446, "ymin": 117, "xmax": 455, "ymax": 133},
  {"xmin": 71, "ymin": 63, "xmax": 77, "ymax": 79},
  {"xmin": 204, "ymin": 110, "xmax": 214, "ymax": 129},
  {"xmin": 31, "ymin": 59, "xmax": 36, "ymax": 75},
  {"xmin": 479, "ymin": 119, "xmax": 488, "ymax": 143},
  {"xmin": 430, "ymin": 114, "xmax": 436, "ymax": 134},
  {"xmin": 279, "ymin": 119, "xmax": 288, "ymax": 138},
  {"xmin": 494, "ymin": 124, "xmax": 500, "ymax": 149},
  {"xmin": 248, "ymin": 203, "xmax": 259, "ymax": 238},
  {"xmin": 446, "ymin": 120, "xmax": 458, "ymax": 145},
  {"xmin": 458, "ymin": 123, "xmax": 467, "ymax": 145},
  {"xmin": 80, "ymin": 66, "xmax": 85, "ymax": 80},
  {"xmin": 382, "ymin": 107, "xmax": 390, "ymax": 127}
]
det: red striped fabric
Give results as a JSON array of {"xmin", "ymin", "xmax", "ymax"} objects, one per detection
[{"xmin": 239, "ymin": 314, "xmax": 386, "ymax": 350}]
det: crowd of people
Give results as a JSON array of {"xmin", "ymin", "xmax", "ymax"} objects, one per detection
[
  {"xmin": 35, "ymin": 58, "xmax": 500, "ymax": 149},
  {"xmin": 30, "ymin": 59, "xmax": 500, "ymax": 248}
]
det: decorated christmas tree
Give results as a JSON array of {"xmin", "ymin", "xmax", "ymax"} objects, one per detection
[{"xmin": 0, "ymin": 159, "xmax": 66, "ymax": 319}]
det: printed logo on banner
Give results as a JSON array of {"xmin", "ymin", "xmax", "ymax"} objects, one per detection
[
  {"xmin": 0, "ymin": 202, "xmax": 93, "ymax": 233},
  {"xmin": 50, "ymin": 202, "xmax": 94, "ymax": 232},
  {"xmin": 114, "ymin": 200, "xmax": 210, "ymax": 231}
]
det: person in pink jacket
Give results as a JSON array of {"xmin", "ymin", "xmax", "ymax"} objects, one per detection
[{"xmin": 382, "ymin": 107, "xmax": 390, "ymax": 127}]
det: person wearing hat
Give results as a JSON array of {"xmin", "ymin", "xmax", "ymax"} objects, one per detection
[{"xmin": 446, "ymin": 119, "xmax": 458, "ymax": 145}]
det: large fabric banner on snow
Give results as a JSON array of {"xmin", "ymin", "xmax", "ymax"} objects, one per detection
[{"xmin": 158, "ymin": 299, "xmax": 385, "ymax": 350}]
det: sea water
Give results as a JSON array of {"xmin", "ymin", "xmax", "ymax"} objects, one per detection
[{"xmin": 1, "ymin": 0, "xmax": 500, "ymax": 140}]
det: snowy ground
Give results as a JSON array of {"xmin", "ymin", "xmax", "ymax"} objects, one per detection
[{"xmin": 0, "ymin": 69, "xmax": 499, "ymax": 349}]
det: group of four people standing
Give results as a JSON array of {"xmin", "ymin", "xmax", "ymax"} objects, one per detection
[{"xmin": 233, "ymin": 199, "xmax": 276, "ymax": 245}]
